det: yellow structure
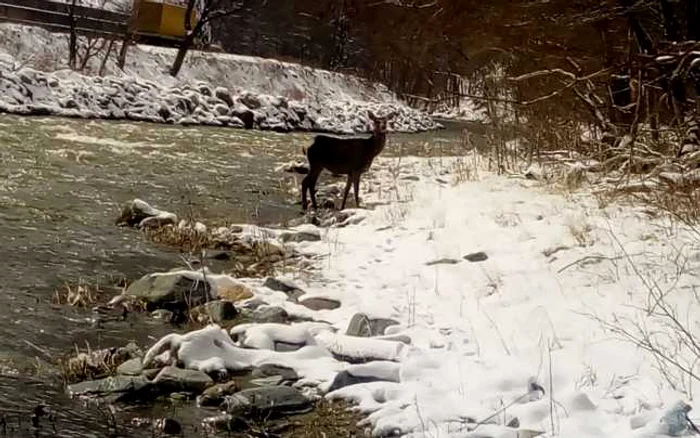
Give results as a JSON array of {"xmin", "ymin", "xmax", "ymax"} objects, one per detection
[{"xmin": 135, "ymin": 1, "xmax": 195, "ymax": 39}]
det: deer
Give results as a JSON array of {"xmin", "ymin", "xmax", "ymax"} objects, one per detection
[{"xmin": 301, "ymin": 110, "xmax": 396, "ymax": 211}]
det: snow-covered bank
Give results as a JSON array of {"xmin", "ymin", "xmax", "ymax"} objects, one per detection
[
  {"xmin": 0, "ymin": 23, "xmax": 439, "ymax": 133},
  {"xmin": 145, "ymin": 155, "xmax": 700, "ymax": 437}
]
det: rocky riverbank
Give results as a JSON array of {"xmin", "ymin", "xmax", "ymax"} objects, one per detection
[{"xmin": 0, "ymin": 23, "xmax": 440, "ymax": 134}]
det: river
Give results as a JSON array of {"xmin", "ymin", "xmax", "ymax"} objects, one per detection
[{"xmin": 0, "ymin": 114, "xmax": 470, "ymax": 436}]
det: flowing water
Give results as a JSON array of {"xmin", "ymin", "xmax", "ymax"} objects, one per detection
[{"xmin": 0, "ymin": 114, "xmax": 470, "ymax": 436}]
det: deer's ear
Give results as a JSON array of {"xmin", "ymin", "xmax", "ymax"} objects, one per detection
[{"xmin": 368, "ymin": 111, "xmax": 377, "ymax": 121}]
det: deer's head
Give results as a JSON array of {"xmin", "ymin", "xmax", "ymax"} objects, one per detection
[{"xmin": 368, "ymin": 111, "xmax": 397, "ymax": 134}]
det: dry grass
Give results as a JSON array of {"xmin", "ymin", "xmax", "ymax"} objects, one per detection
[
  {"xmin": 53, "ymin": 278, "xmax": 102, "ymax": 307},
  {"xmin": 144, "ymin": 224, "xmax": 288, "ymax": 278},
  {"xmin": 278, "ymin": 400, "xmax": 370, "ymax": 438},
  {"xmin": 58, "ymin": 342, "xmax": 137, "ymax": 384},
  {"xmin": 144, "ymin": 225, "xmax": 213, "ymax": 255}
]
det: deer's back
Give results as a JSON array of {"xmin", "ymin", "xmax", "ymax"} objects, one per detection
[{"xmin": 307, "ymin": 134, "xmax": 381, "ymax": 175}]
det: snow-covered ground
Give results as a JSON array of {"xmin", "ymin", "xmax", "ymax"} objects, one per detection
[
  {"xmin": 0, "ymin": 23, "xmax": 439, "ymax": 133},
  {"xmin": 144, "ymin": 155, "xmax": 700, "ymax": 437}
]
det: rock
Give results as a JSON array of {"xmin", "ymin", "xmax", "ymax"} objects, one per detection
[
  {"xmin": 425, "ymin": 257, "xmax": 461, "ymax": 266},
  {"xmin": 239, "ymin": 93, "xmax": 261, "ymax": 109},
  {"xmin": 197, "ymin": 381, "xmax": 240, "ymax": 407},
  {"xmin": 155, "ymin": 418, "xmax": 182, "ymax": 435},
  {"xmin": 250, "ymin": 376, "xmax": 284, "ymax": 386},
  {"xmin": 251, "ymin": 364, "xmax": 299, "ymax": 381},
  {"xmin": 263, "ymin": 277, "xmax": 298, "ymax": 293},
  {"xmin": 299, "ymin": 297, "xmax": 341, "ymax": 311},
  {"xmin": 279, "ymin": 229, "xmax": 321, "ymax": 243},
  {"xmin": 224, "ymin": 386, "xmax": 312, "ymax": 418},
  {"xmin": 204, "ymin": 250, "xmax": 232, "ymax": 260},
  {"xmin": 216, "ymin": 281, "xmax": 254, "ymax": 303},
  {"xmin": 151, "ymin": 309, "xmax": 174, "ymax": 321},
  {"xmin": 252, "ymin": 306, "xmax": 289, "ymax": 323},
  {"xmin": 263, "ymin": 277, "xmax": 305, "ymax": 302},
  {"xmin": 114, "ymin": 199, "xmax": 177, "ymax": 228},
  {"xmin": 67, "ymin": 375, "xmax": 151, "ymax": 402},
  {"xmin": 327, "ymin": 362, "xmax": 400, "ymax": 392},
  {"xmin": 192, "ymin": 300, "xmax": 239, "ymax": 324},
  {"xmin": 345, "ymin": 313, "xmax": 399, "ymax": 337},
  {"xmin": 215, "ymin": 87, "xmax": 233, "ymax": 106},
  {"xmin": 463, "ymin": 251, "xmax": 488, "ymax": 262},
  {"xmin": 274, "ymin": 341, "xmax": 305, "ymax": 352},
  {"xmin": 152, "ymin": 366, "xmax": 213, "ymax": 394},
  {"xmin": 158, "ymin": 105, "xmax": 171, "ymax": 121},
  {"xmin": 214, "ymin": 103, "xmax": 229, "ymax": 116},
  {"xmin": 116, "ymin": 358, "xmax": 143, "ymax": 376},
  {"xmin": 240, "ymin": 298, "xmax": 267, "ymax": 311},
  {"xmin": 202, "ymin": 413, "xmax": 248, "ymax": 433},
  {"xmin": 126, "ymin": 271, "xmax": 213, "ymax": 311},
  {"xmin": 327, "ymin": 370, "xmax": 388, "ymax": 392},
  {"xmin": 232, "ymin": 105, "xmax": 255, "ymax": 129},
  {"xmin": 657, "ymin": 401, "xmax": 694, "ymax": 436}
]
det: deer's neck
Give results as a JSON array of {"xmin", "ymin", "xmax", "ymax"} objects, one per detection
[{"xmin": 371, "ymin": 132, "xmax": 387, "ymax": 156}]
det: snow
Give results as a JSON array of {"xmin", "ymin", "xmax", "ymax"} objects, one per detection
[{"xmin": 140, "ymin": 153, "xmax": 700, "ymax": 436}]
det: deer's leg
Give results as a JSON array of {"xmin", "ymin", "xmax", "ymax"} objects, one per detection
[
  {"xmin": 341, "ymin": 174, "xmax": 353, "ymax": 210},
  {"xmin": 353, "ymin": 173, "xmax": 361, "ymax": 208},
  {"xmin": 301, "ymin": 174, "xmax": 310, "ymax": 211},
  {"xmin": 306, "ymin": 166, "xmax": 322, "ymax": 210}
]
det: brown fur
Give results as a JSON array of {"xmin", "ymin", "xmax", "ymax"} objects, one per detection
[{"xmin": 301, "ymin": 111, "xmax": 396, "ymax": 210}]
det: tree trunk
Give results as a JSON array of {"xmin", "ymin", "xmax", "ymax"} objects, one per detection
[
  {"xmin": 118, "ymin": 0, "xmax": 141, "ymax": 70},
  {"xmin": 68, "ymin": 0, "xmax": 78, "ymax": 69},
  {"xmin": 170, "ymin": 34, "xmax": 196, "ymax": 77},
  {"xmin": 99, "ymin": 38, "xmax": 115, "ymax": 76}
]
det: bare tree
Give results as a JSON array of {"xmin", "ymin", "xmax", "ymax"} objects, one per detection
[
  {"xmin": 118, "ymin": 0, "xmax": 140, "ymax": 70},
  {"xmin": 68, "ymin": 0, "xmax": 78, "ymax": 69},
  {"xmin": 170, "ymin": 0, "xmax": 244, "ymax": 77}
]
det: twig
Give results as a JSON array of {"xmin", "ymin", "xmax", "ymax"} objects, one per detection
[{"xmin": 557, "ymin": 253, "xmax": 642, "ymax": 273}]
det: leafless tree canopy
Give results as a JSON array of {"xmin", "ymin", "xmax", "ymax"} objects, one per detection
[{"xmin": 213, "ymin": 0, "xmax": 700, "ymax": 159}]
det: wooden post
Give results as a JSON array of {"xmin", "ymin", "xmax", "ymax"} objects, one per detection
[{"xmin": 117, "ymin": 0, "xmax": 140, "ymax": 70}]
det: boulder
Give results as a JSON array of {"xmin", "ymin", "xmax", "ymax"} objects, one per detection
[
  {"xmin": 299, "ymin": 297, "xmax": 341, "ymax": 311},
  {"xmin": 214, "ymin": 87, "xmax": 234, "ymax": 106},
  {"xmin": 232, "ymin": 104, "xmax": 255, "ymax": 129},
  {"xmin": 216, "ymin": 281, "xmax": 255, "ymax": 303},
  {"xmin": 463, "ymin": 251, "xmax": 488, "ymax": 262},
  {"xmin": 328, "ymin": 370, "xmax": 387, "ymax": 392},
  {"xmin": 327, "ymin": 361, "xmax": 400, "ymax": 392},
  {"xmin": 114, "ymin": 199, "xmax": 177, "ymax": 228},
  {"xmin": 155, "ymin": 418, "xmax": 182, "ymax": 435},
  {"xmin": 346, "ymin": 313, "xmax": 399, "ymax": 337},
  {"xmin": 224, "ymin": 386, "xmax": 312, "ymax": 418},
  {"xmin": 125, "ymin": 271, "xmax": 213, "ymax": 311},
  {"xmin": 249, "ymin": 376, "xmax": 285, "ymax": 387},
  {"xmin": 197, "ymin": 381, "xmax": 239, "ymax": 407},
  {"xmin": 67, "ymin": 375, "xmax": 151, "ymax": 402},
  {"xmin": 263, "ymin": 277, "xmax": 305, "ymax": 302},
  {"xmin": 279, "ymin": 229, "xmax": 321, "ymax": 243},
  {"xmin": 251, "ymin": 364, "xmax": 299, "ymax": 381},
  {"xmin": 116, "ymin": 358, "xmax": 143, "ymax": 376},
  {"xmin": 191, "ymin": 300, "xmax": 239, "ymax": 324},
  {"xmin": 152, "ymin": 366, "xmax": 213, "ymax": 394},
  {"xmin": 252, "ymin": 306, "xmax": 289, "ymax": 323}
]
